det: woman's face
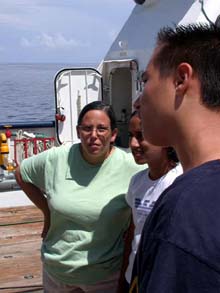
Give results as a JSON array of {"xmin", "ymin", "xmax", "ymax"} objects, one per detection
[
  {"xmin": 77, "ymin": 110, "xmax": 117, "ymax": 164},
  {"xmin": 129, "ymin": 115, "xmax": 165, "ymax": 165}
]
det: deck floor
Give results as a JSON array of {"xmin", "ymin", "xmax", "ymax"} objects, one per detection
[{"xmin": 0, "ymin": 205, "xmax": 43, "ymax": 292}]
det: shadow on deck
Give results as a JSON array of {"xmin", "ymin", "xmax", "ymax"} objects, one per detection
[{"xmin": 0, "ymin": 205, "xmax": 43, "ymax": 292}]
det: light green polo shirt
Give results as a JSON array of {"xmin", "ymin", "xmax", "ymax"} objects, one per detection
[{"xmin": 20, "ymin": 144, "xmax": 144, "ymax": 285}]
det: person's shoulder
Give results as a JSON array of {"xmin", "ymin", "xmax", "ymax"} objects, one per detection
[
  {"xmin": 131, "ymin": 168, "xmax": 148, "ymax": 184},
  {"xmin": 160, "ymin": 163, "xmax": 183, "ymax": 187},
  {"xmin": 114, "ymin": 147, "xmax": 147, "ymax": 171},
  {"xmin": 179, "ymin": 160, "xmax": 220, "ymax": 206},
  {"xmin": 48, "ymin": 143, "xmax": 73, "ymax": 155},
  {"xmin": 114, "ymin": 147, "xmax": 142, "ymax": 163},
  {"xmin": 114, "ymin": 146, "xmax": 130, "ymax": 155},
  {"xmin": 158, "ymin": 160, "xmax": 220, "ymax": 241},
  {"xmin": 170, "ymin": 160, "xmax": 220, "ymax": 198},
  {"xmin": 138, "ymin": 161, "xmax": 220, "ymax": 274},
  {"xmin": 127, "ymin": 169, "xmax": 149, "ymax": 197},
  {"xmin": 42, "ymin": 144, "xmax": 74, "ymax": 164},
  {"xmin": 21, "ymin": 144, "xmax": 57, "ymax": 166},
  {"xmin": 113, "ymin": 147, "xmax": 132, "ymax": 162}
]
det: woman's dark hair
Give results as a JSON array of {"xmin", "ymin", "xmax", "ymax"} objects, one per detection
[
  {"xmin": 166, "ymin": 147, "xmax": 179, "ymax": 163},
  {"xmin": 77, "ymin": 101, "xmax": 117, "ymax": 130}
]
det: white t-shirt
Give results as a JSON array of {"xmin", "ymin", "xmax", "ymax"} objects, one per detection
[{"xmin": 125, "ymin": 164, "xmax": 183, "ymax": 282}]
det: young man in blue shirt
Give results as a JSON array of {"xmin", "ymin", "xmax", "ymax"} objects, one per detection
[{"xmin": 130, "ymin": 24, "xmax": 220, "ymax": 293}]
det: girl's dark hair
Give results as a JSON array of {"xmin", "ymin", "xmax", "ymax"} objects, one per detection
[
  {"xmin": 166, "ymin": 147, "xmax": 179, "ymax": 163},
  {"xmin": 77, "ymin": 101, "xmax": 117, "ymax": 130}
]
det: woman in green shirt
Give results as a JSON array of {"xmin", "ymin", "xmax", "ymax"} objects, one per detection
[{"xmin": 15, "ymin": 101, "xmax": 143, "ymax": 293}]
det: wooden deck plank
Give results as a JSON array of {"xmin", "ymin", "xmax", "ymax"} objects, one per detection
[
  {"xmin": 0, "ymin": 205, "xmax": 43, "ymax": 292},
  {"xmin": 0, "ymin": 205, "xmax": 43, "ymax": 225}
]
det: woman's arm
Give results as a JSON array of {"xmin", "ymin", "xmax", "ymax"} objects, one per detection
[{"xmin": 15, "ymin": 166, "xmax": 50, "ymax": 238}]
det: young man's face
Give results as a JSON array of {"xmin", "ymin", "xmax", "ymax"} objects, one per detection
[{"xmin": 137, "ymin": 48, "xmax": 176, "ymax": 146}]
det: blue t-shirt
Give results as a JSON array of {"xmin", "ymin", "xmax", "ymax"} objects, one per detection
[{"xmin": 130, "ymin": 160, "xmax": 220, "ymax": 293}]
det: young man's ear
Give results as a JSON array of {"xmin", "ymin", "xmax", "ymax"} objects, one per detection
[{"xmin": 175, "ymin": 62, "xmax": 193, "ymax": 95}]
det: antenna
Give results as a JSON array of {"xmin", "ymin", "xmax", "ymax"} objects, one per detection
[
  {"xmin": 199, "ymin": 0, "xmax": 215, "ymax": 26},
  {"xmin": 215, "ymin": 15, "xmax": 220, "ymax": 28}
]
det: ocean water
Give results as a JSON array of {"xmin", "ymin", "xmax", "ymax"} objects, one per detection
[{"xmin": 0, "ymin": 63, "xmax": 96, "ymax": 123}]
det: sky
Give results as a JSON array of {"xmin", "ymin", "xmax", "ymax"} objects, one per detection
[{"xmin": 0, "ymin": 0, "xmax": 135, "ymax": 64}]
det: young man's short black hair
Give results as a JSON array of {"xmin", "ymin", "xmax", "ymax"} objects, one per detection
[{"xmin": 154, "ymin": 24, "xmax": 220, "ymax": 109}]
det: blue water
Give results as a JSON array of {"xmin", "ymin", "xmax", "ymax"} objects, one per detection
[{"xmin": 0, "ymin": 63, "xmax": 96, "ymax": 123}]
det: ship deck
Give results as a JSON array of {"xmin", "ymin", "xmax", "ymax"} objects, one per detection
[{"xmin": 0, "ymin": 205, "xmax": 43, "ymax": 292}]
